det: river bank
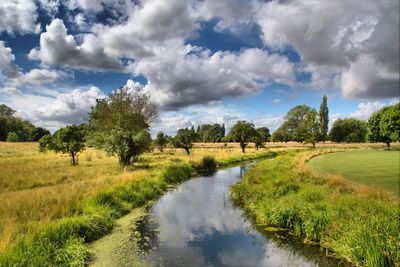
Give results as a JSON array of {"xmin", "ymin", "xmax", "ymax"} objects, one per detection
[{"xmin": 231, "ymin": 149, "xmax": 400, "ymax": 266}]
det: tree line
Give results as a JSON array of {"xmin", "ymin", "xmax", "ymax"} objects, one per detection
[
  {"xmin": 0, "ymin": 104, "xmax": 50, "ymax": 142},
  {"xmin": 2, "ymin": 85, "xmax": 398, "ymax": 166}
]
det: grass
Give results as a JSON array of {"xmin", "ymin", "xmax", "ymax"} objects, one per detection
[
  {"xmin": 231, "ymin": 149, "xmax": 400, "ymax": 267},
  {"xmin": 307, "ymin": 150, "xmax": 400, "ymax": 196},
  {"xmin": 0, "ymin": 141, "xmax": 275, "ymax": 265}
]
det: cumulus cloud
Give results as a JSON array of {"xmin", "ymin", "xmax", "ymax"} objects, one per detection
[
  {"xmin": 131, "ymin": 45, "xmax": 295, "ymax": 110},
  {"xmin": 350, "ymin": 101, "xmax": 386, "ymax": 120},
  {"xmin": 0, "ymin": 0, "xmax": 40, "ymax": 34},
  {"xmin": 31, "ymin": 19, "xmax": 123, "ymax": 70},
  {"xmin": 255, "ymin": 0, "xmax": 399, "ymax": 98},
  {"xmin": 1, "ymin": 86, "xmax": 103, "ymax": 132},
  {"xmin": 0, "ymin": 41, "xmax": 19, "ymax": 77}
]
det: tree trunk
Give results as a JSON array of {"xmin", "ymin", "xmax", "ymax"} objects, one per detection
[
  {"xmin": 386, "ymin": 142, "xmax": 391, "ymax": 149},
  {"xmin": 71, "ymin": 152, "xmax": 76, "ymax": 165},
  {"xmin": 184, "ymin": 147, "xmax": 190, "ymax": 155},
  {"xmin": 241, "ymin": 143, "xmax": 245, "ymax": 153}
]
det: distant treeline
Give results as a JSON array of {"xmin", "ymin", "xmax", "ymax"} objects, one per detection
[{"xmin": 0, "ymin": 104, "xmax": 50, "ymax": 142}]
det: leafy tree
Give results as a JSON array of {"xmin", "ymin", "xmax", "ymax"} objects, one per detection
[
  {"xmin": 330, "ymin": 118, "xmax": 367, "ymax": 143},
  {"xmin": 367, "ymin": 103, "xmax": 400, "ymax": 148},
  {"xmin": 304, "ymin": 109, "xmax": 319, "ymax": 148},
  {"xmin": 155, "ymin": 131, "xmax": 169, "ymax": 152},
  {"xmin": 253, "ymin": 127, "xmax": 271, "ymax": 149},
  {"xmin": 173, "ymin": 128, "xmax": 197, "ymax": 155},
  {"xmin": 31, "ymin": 127, "xmax": 51, "ymax": 141},
  {"xmin": 6, "ymin": 132, "xmax": 18, "ymax": 142},
  {"xmin": 88, "ymin": 87, "xmax": 158, "ymax": 166},
  {"xmin": 197, "ymin": 124, "xmax": 225, "ymax": 142},
  {"xmin": 0, "ymin": 104, "xmax": 15, "ymax": 117},
  {"xmin": 319, "ymin": 95, "xmax": 329, "ymax": 142},
  {"xmin": 282, "ymin": 105, "xmax": 312, "ymax": 142},
  {"xmin": 271, "ymin": 126, "xmax": 290, "ymax": 142},
  {"xmin": 228, "ymin": 121, "xmax": 257, "ymax": 153},
  {"xmin": 39, "ymin": 125, "xmax": 86, "ymax": 165}
]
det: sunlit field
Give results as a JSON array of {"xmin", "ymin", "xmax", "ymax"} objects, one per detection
[
  {"xmin": 308, "ymin": 150, "xmax": 400, "ymax": 196},
  {"xmin": 0, "ymin": 141, "xmax": 272, "ymax": 251}
]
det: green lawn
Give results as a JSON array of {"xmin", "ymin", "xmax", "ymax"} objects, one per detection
[{"xmin": 308, "ymin": 150, "xmax": 400, "ymax": 196}]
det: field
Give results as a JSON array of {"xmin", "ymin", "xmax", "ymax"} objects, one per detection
[
  {"xmin": 307, "ymin": 150, "xmax": 400, "ymax": 196},
  {"xmin": 0, "ymin": 141, "xmax": 273, "ymax": 252},
  {"xmin": 231, "ymin": 149, "xmax": 400, "ymax": 266}
]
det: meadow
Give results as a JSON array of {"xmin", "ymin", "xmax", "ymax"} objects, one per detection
[
  {"xmin": 0, "ymin": 141, "xmax": 273, "ymax": 254},
  {"xmin": 231, "ymin": 148, "xmax": 400, "ymax": 266},
  {"xmin": 308, "ymin": 150, "xmax": 400, "ymax": 196}
]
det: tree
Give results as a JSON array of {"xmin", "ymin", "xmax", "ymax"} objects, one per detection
[
  {"xmin": 330, "ymin": 118, "xmax": 367, "ymax": 143},
  {"xmin": 0, "ymin": 104, "xmax": 15, "ymax": 117},
  {"xmin": 319, "ymin": 95, "xmax": 329, "ymax": 143},
  {"xmin": 88, "ymin": 86, "xmax": 158, "ymax": 166},
  {"xmin": 282, "ymin": 105, "xmax": 312, "ymax": 142},
  {"xmin": 6, "ymin": 132, "xmax": 18, "ymax": 142},
  {"xmin": 197, "ymin": 124, "xmax": 225, "ymax": 142},
  {"xmin": 228, "ymin": 121, "xmax": 257, "ymax": 153},
  {"xmin": 155, "ymin": 131, "xmax": 169, "ymax": 152},
  {"xmin": 253, "ymin": 127, "xmax": 271, "ymax": 149},
  {"xmin": 367, "ymin": 103, "xmax": 400, "ymax": 148},
  {"xmin": 304, "ymin": 109, "xmax": 319, "ymax": 148},
  {"xmin": 272, "ymin": 126, "xmax": 290, "ymax": 142},
  {"xmin": 173, "ymin": 128, "xmax": 197, "ymax": 155},
  {"xmin": 39, "ymin": 125, "xmax": 86, "ymax": 165},
  {"xmin": 31, "ymin": 127, "xmax": 51, "ymax": 141}
]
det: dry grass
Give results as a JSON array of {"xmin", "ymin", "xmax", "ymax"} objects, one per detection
[{"xmin": 0, "ymin": 142, "xmax": 271, "ymax": 251}]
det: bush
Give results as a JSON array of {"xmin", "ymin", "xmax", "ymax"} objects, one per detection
[
  {"xmin": 192, "ymin": 156, "xmax": 218, "ymax": 176},
  {"xmin": 163, "ymin": 164, "xmax": 194, "ymax": 184},
  {"xmin": 6, "ymin": 132, "xmax": 18, "ymax": 142}
]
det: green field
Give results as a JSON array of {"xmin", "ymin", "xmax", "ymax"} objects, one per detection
[{"xmin": 308, "ymin": 150, "xmax": 400, "ymax": 196}]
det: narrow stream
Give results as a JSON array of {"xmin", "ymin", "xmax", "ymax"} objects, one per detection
[{"xmin": 113, "ymin": 163, "xmax": 348, "ymax": 266}]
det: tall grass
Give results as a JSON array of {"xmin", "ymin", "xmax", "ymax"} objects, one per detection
[
  {"xmin": 231, "ymin": 149, "xmax": 399, "ymax": 266},
  {"xmin": 0, "ymin": 142, "xmax": 275, "ymax": 265}
]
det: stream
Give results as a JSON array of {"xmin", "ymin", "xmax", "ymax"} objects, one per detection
[{"xmin": 93, "ymin": 162, "xmax": 348, "ymax": 267}]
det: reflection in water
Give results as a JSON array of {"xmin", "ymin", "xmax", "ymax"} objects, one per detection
[{"xmin": 133, "ymin": 163, "xmax": 347, "ymax": 267}]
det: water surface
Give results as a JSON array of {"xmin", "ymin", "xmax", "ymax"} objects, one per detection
[{"xmin": 134, "ymin": 163, "xmax": 347, "ymax": 267}]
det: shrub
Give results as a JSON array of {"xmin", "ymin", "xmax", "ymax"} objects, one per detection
[
  {"xmin": 163, "ymin": 164, "xmax": 194, "ymax": 184},
  {"xmin": 192, "ymin": 156, "xmax": 218, "ymax": 176},
  {"xmin": 6, "ymin": 132, "xmax": 18, "ymax": 142}
]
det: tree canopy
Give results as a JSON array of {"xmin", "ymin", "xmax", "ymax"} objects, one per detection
[
  {"xmin": 228, "ymin": 121, "xmax": 257, "ymax": 153},
  {"xmin": 87, "ymin": 87, "xmax": 158, "ymax": 166},
  {"xmin": 39, "ymin": 125, "xmax": 86, "ymax": 165},
  {"xmin": 330, "ymin": 118, "xmax": 367, "ymax": 143},
  {"xmin": 172, "ymin": 128, "xmax": 197, "ymax": 154},
  {"xmin": 319, "ymin": 95, "xmax": 329, "ymax": 142},
  {"xmin": 196, "ymin": 124, "xmax": 225, "ymax": 142},
  {"xmin": 304, "ymin": 109, "xmax": 319, "ymax": 148},
  {"xmin": 155, "ymin": 131, "xmax": 169, "ymax": 152}
]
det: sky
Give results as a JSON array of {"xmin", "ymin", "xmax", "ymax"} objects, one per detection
[{"xmin": 0, "ymin": 0, "xmax": 399, "ymax": 135}]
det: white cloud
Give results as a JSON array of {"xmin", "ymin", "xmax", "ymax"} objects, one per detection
[
  {"xmin": 0, "ymin": 0, "xmax": 40, "ymax": 34},
  {"xmin": 32, "ymin": 19, "xmax": 123, "ymax": 70},
  {"xmin": 350, "ymin": 101, "xmax": 386, "ymax": 120},
  {"xmin": 272, "ymin": 99, "xmax": 281, "ymax": 105},
  {"xmin": 255, "ymin": 0, "xmax": 399, "ymax": 98},
  {"xmin": 0, "ymin": 41, "xmax": 19, "ymax": 77}
]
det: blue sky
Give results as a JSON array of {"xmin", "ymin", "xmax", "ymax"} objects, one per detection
[{"xmin": 0, "ymin": 0, "xmax": 398, "ymax": 134}]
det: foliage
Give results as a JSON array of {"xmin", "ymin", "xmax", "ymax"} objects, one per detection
[
  {"xmin": 155, "ymin": 131, "xmax": 169, "ymax": 152},
  {"xmin": 329, "ymin": 118, "xmax": 367, "ymax": 143},
  {"xmin": 231, "ymin": 150, "xmax": 399, "ymax": 266},
  {"xmin": 319, "ymin": 95, "xmax": 329, "ymax": 142},
  {"xmin": 30, "ymin": 127, "xmax": 51, "ymax": 141},
  {"xmin": 163, "ymin": 164, "xmax": 195, "ymax": 184},
  {"xmin": 282, "ymin": 105, "xmax": 312, "ymax": 142},
  {"xmin": 0, "ymin": 104, "xmax": 15, "ymax": 117},
  {"xmin": 172, "ymin": 128, "xmax": 197, "ymax": 154},
  {"xmin": 6, "ymin": 132, "xmax": 18, "ymax": 142},
  {"xmin": 228, "ymin": 121, "xmax": 258, "ymax": 153},
  {"xmin": 271, "ymin": 126, "xmax": 290, "ymax": 142},
  {"xmin": 87, "ymin": 87, "xmax": 158, "ymax": 166},
  {"xmin": 304, "ymin": 109, "xmax": 319, "ymax": 148},
  {"xmin": 192, "ymin": 156, "xmax": 218, "ymax": 175},
  {"xmin": 196, "ymin": 124, "xmax": 225, "ymax": 142},
  {"xmin": 367, "ymin": 103, "xmax": 400, "ymax": 148},
  {"xmin": 253, "ymin": 127, "xmax": 270, "ymax": 149},
  {"xmin": 39, "ymin": 125, "xmax": 86, "ymax": 165}
]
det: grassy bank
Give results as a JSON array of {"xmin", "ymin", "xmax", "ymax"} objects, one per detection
[
  {"xmin": 231, "ymin": 149, "xmax": 400, "ymax": 267},
  {"xmin": 307, "ymin": 150, "xmax": 400, "ymax": 196},
  {"xmin": 0, "ymin": 142, "xmax": 275, "ymax": 266}
]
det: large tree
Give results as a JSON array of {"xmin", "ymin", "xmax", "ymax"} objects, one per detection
[
  {"xmin": 319, "ymin": 95, "xmax": 329, "ymax": 142},
  {"xmin": 88, "ymin": 87, "xmax": 158, "ymax": 166},
  {"xmin": 282, "ymin": 105, "xmax": 312, "ymax": 142},
  {"xmin": 228, "ymin": 121, "xmax": 257, "ymax": 153},
  {"xmin": 304, "ymin": 109, "xmax": 319, "ymax": 148},
  {"xmin": 39, "ymin": 125, "xmax": 86, "ymax": 165},
  {"xmin": 197, "ymin": 124, "xmax": 225, "ymax": 142},
  {"xmin": 271, "ymin": 126, "xmax": 290, "ymax": 142},
  {"xmin": 367, "ymin": 103, "xmax": 400, "ymax": 148},
  {"xmin": 253, "ymin": 127, "xmax": 271, "ymax": 149},
  {"xmin": 330, "ymin": 118, "xmax": 367, "ymax": 143},
  {"xmin": 172, "ymin": 128, "xmax": 197, "ymax": 155},
  {"xmin": 155, "ymin": 131, "xmax": 169, "ymax": 152}
]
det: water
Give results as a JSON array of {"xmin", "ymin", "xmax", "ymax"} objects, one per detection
[{"xmin": 132, "ymin": 163, "xmax": 347, "ymax": 267}]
